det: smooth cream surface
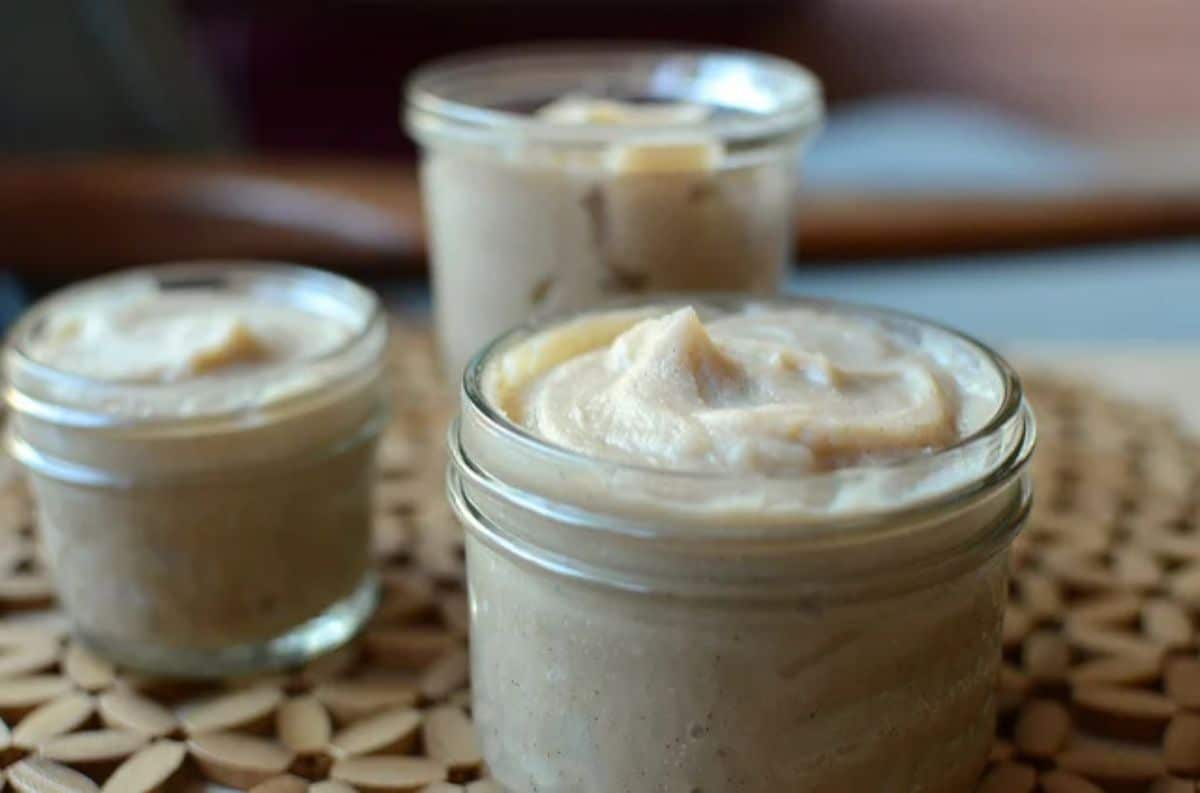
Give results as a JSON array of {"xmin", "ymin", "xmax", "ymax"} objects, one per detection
[
  {"xmin": 537, "ymin": 95, "xmax": 711, "ymax": 126},
  {"xmin": 536, "ymin": 96, "xmax": 723, "ymax": 174},
  {"xmin": 491, "ymin": 305, "xmax": 994, "ymax": 475},
  {"xmin": 28, "ymin": 291, "xmax": 353, "ymax": 383}
]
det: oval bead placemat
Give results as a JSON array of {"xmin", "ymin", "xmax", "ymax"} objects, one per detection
[{"xmin": 0, "ymin": 325, "xmax": 1194, "ymax": 793}]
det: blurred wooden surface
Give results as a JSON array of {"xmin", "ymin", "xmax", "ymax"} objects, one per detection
[
  {"xmin": 799, "ymin": 192, "xmax": 1200, "ymax": 259},
  {"xmin": 1, "ymin": 156, "xmax": 1199, "ymax": 275},
  {"xmin": 0, "ymin": 157, "xmax": 422, "ymax": 275}
]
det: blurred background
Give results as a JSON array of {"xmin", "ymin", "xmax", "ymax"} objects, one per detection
[{"xmin": 1, "ymin": 0, "xmax": 1198, "ymax": 404}]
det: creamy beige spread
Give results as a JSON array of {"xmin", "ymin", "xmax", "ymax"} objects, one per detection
[
  {"xmin": 537, "ymin": 97, "xmax": 722, "ymax": 174},
  {"xmin": 537, "ymin": 96, "xmax": 720, "ymax": 173},
  {"xmin": 420, "ymin": 92, "xmax": 797, "ymax": 378},
  {"xmin": 489, "ymin": 305, "xmax": 989, "ymax": 474},
  {"xmin": 537, "ymin": 96, "xmax": 710, "ymax": 127},
  {"xmin": 459, "ymin": 301, "xmax": 1025, "ymax": 793},
  {"xmin": 8, "ymin": 270, "xmax": 386, "ymax": 672},
  {"xmin": 29, "ymin": 292, "xmax": 352, "ymax": 383}
]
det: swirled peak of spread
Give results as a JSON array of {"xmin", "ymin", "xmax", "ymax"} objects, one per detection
[{"xmin": 494, "ymin": 306, "xmax": 986, "ymax": 475}]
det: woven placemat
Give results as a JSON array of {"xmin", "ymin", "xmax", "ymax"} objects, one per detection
[{"xmin": 0, "ymin": 325, "xmax": 1195, "ymax": 793}]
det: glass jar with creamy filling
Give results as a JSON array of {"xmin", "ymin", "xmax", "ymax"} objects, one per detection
[
  {"xmin": 448, "ymin": 296, "xmax": 1035, "ymax": 793},
  {"xmin": 4, "ymin": 263, "xmax": 389, "ymax": 677},
  {"xmin": 406, "ymin": 45, "xmax": 824, "ymax": 377}
]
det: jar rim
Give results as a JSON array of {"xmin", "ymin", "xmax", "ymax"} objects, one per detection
[
  {"xmin": 405, "ymin": 43, "xmax": 824, "ymax": 147},
  {"xmin": 458, "ymin": 294, "xmax": 1036, "ymax": 532},
  {"xmin": 4, "ymin": 261, "xmax": 386, "ymax": 428}
]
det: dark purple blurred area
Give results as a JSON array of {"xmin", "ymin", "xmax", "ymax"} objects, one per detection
[
  {"xmin": 181, "ymin": 0, "xmax": 1200, "ymax": 159},
  {"xmin": 183, "ymin": 3, "xmax": 800, "ymax": 157}
]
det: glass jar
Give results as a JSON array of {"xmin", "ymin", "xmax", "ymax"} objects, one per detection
[
  {"xmin": 4, "ymin": 263, "xmax": 389, "ymax": 677},
  {"xmin": 448, "ymin": 296, "xmax": 1035, "ymax": 793},
  {"xmin": 406, "ymin": 45, "xmax": 824, "ymax": 377}
]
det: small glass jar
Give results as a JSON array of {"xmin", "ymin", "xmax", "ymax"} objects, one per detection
[
  {"xmin": 406, "ymin": 45, "xmax": 824, "ymax": 377},
  {"xmin": 4, "ymin": 263, "xmax": 389, "ymax": 677},
  {"xmin": 448, "ymin": 296, "xmax": 1035, "ymax": 793}
]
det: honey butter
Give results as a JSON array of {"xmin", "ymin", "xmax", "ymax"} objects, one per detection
[
  {"xmin": 4, "ymin": 265, "xmax": 388, "ymax": 676},
  {"xmin": 452, "ymin": 299, "xmax": 1035, "ymax": 793},
  {"xmin": 407, "ymin": 48, "xmax": 823, "ymax": 378}
]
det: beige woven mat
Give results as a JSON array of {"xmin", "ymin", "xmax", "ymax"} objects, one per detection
[{"xmin": 0, "ymin": 325, "xmax": 1196, "ymax": 793}]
